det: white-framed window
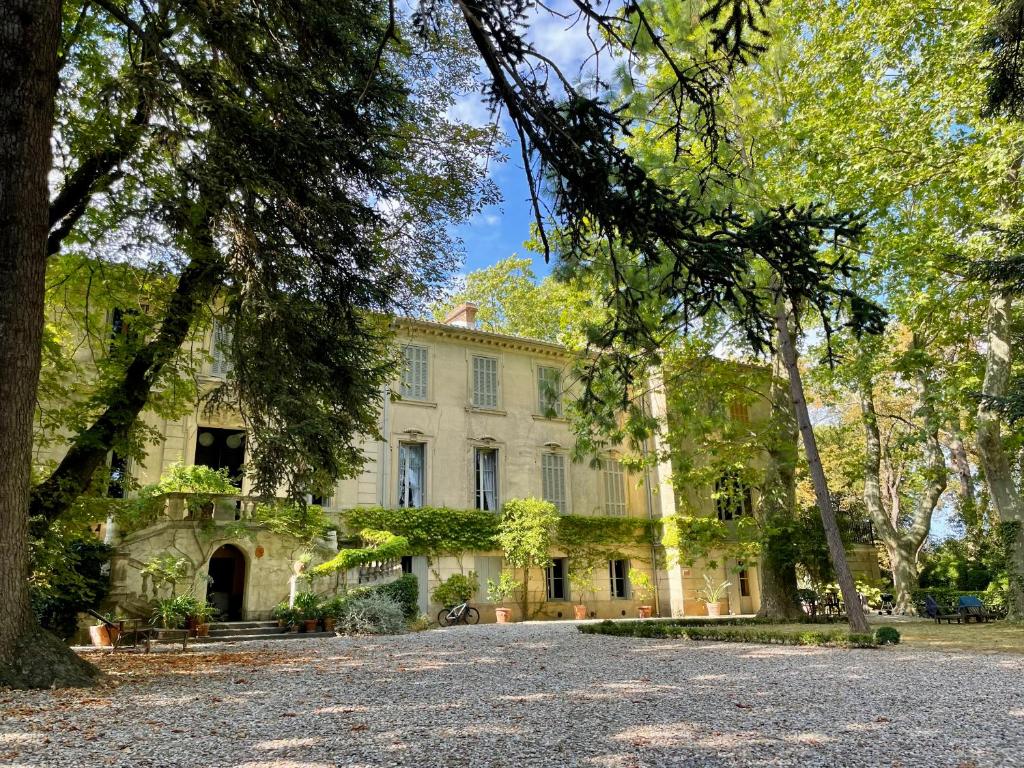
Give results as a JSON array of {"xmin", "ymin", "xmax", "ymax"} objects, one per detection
[
  {"xmin": 400, "ymin": 344, "xmax": 428, "ymax": 400},
  {"xmin": 609, "ymin": 559, "xmax": 629, "ymax": 599},
  {"xmin": 398, "ymin": 442, "xmax": 425, "ymax": 508},
  {"xmin": 211, "ymin": 320, "xmax": 233, "ymax": 377},
  {"xmin": 474, "ymin": 447, "xmax": 499, "ymax": 511},
  {"xmin": 546, "ymin": 557, "xmax": 568, "ymax": 601},
  {"xmin": 537, "ymin": 365, "xmax": 562, "ymax": 417},
  {"xmin": 541, "ymin": 452, "xmax": 567, "ymax": 514},
  {"xmin": 474, "ymin": 556, "xmax": 504, "ymax": 603},
  {"xmin": 472, "ymin": 355, "xmax": 499, "ymax": 408},
  {"xmin": 714, "ymin": 470, "xmax": 753, "ymax": 521},
  {"xmin": 602, "ymin": 459, "xmax": 627, "ymax": 516}
]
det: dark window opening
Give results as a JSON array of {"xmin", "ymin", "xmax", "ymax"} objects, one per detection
[
  {"xmin": 739, "ymin": 569, "xmax": 751, "ymax": 597},
  {"xmin": 401, "ymin": 556, "xmax": 413, "ymax": 575},
  {"xmin": 194, "ymin": 427, "xmax": 246, "ymax": 488},
  {"xmin": 715, "ymin": 470, "xmax": 753, "ymax": 521},
  {"xmin": 609, "ymin": 559, "xmax": 629, "ymax": 599},
  {"xmin": 107, "ymin": 450, "xmax": 129, "ymax": 499},
  {"xmin": 546, "ymin": 558, "xmax": 567, "ymax": 601}
]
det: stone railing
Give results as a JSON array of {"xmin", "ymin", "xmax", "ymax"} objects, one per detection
[
  {"xmin": 161, "ymin": 492, "xmax": 259, "ymax": 523},
  {"xmin": 356, "ymin": 558, "xmax": 403, "ymax": 585}
]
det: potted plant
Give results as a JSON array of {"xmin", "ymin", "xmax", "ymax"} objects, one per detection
[
  {"xmin": 698, "ymin": 574, "xmax": 732, "ymax": 617},
  {"xmin": 321, "ymin": 596, "xmax": 345, "ymax": 633},
  {"xmin": 192, "ymin": 601, "xmax": 217, "ymax": 637},
  {"xmin": 272, "ymin": 601, "xmax": 293, "ymax": 628},
  {"xmin": 630, "ymin": 570, "xmax": 655, "ymax": 619},
  {"xmin": 293, "ymin": 591, "xmax": 322, "ymax": 632},
  {"xmin": 152, "ymin": 597, "xmax": 185, "ymax": 631},
  {"xmin": 486, "ymin": 572, "xmax": 521, "ymax": 623},
  {"xmin": 568, "ymin": 560, "xmax": 596, "ymax": 620}
]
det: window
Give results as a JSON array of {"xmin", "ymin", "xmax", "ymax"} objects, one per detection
[
  {"xmin": 474, "ymin": 556, "xmax": 504, "ymax": 602},
  {"xmin": 401, "ymin": 556, "xmax": 413, "ymax": 575},
  {"xmin": 107, "ymin": 451, "xmax": 129, "ymax": 499},
  {"xmin": 541, "ymin": 453, "xmax": 567, "ymax": 514},
  {"xmin": 602, "ymin": 459, "xmax": 627, "ymax": 516},
  {"xmin": 609, "ymin": 559, "xmax": 629, "ymax": 599},
  {"xmin": 546, "ymin": 558, "xmax": 567, "ymax": 600},
  {"xmin": 400, "ymin": 345, "xmax": 428, "ymax": 400},
  {"xmin": 474, "ymin": 447, "xmax": 498, "ymax": 510},
  {"xmin": 398, "ymin": 443, "xmax": 425, "ymax": 508},
  {"xmin": 728, "ymin": 401, "xmax": 750, "ymax": 423},
  {"xmin": 537, "ymin": 366, "xmax": 562, "ymax": 417},
  {"xmin": 714, "ymin": 470, "xmax": 753, "ymax": 521},
  {"xmin": 211, "ymin": 320, "xmax": 233, "ymax": 377},
  {"xmin": 739, "ymin": 569, "xmax": 751, "ymax": 597},
  {"xmin": 472, "ymin": 355, "xmax": 499, "ymax": 408}
]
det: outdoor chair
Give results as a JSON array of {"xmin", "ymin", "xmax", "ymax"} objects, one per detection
[{"xmin": 957, "ymin": 595, "xmax": 996, "ymax": 623}]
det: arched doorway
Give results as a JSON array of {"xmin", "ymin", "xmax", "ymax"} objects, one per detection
[{"xmin": 207, "ymin": 545, "xmax": 246, "ymax": 621}]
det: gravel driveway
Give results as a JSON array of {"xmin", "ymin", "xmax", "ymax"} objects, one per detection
[{"xmin": 1, "ymin": 622, "xmax": 1021, "ymax": 767}]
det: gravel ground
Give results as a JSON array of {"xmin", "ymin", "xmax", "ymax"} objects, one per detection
[{"xmin": 2, "ymin": 622, "xmax": 1022, "ymax": 768}]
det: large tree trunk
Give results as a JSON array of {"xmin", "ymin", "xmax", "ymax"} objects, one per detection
[
  {"xmin": 975, "ymin": 292, "xmax": 1024, "ymax": 620},
  {"xmin": 757, "ymin": 312, "xmax": 802, "ymax": 620},
  {"xmin": 774, "ymin": 302, "xmax": 870, "ymax": 633},
  {"xmin": 0, "ymin": 0, "xmax": 100, "ymax": 688},
  {"xmin": 858, "ymin": 368, "xmax": 946, "ymax": 615}
]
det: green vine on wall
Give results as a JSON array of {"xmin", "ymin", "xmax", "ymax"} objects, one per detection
[{"xmin": 310, "ymin": 529, "xmax": 409, "ymax": 576}]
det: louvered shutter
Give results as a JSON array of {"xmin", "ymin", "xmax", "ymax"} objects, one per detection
[
  {"xmin": 603, "ymin": 459, "xmax": 627, "ymax": 516},
  {"xmin": 212, "ymin": 321, "xmax": 233, "ymax": 377},
  {"xmin": 541, "ymin": 453, "xmax": 566, "ymax": 514},
  {"xmin": 472, "ymin": 356, "xmax": 498, "ymax": 408},
  {"xmin": 400, "ymin": 345, "xmax": 428, "ymax": 400}
]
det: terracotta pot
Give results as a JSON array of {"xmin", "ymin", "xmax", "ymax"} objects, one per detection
[
  {"xmin": 573, "ymin": 604, "xmax": 588, "ymax": 620},
  {"xmin": 638, "ymin": 605, "xmax": 653, "ymax": 619},
  {"xmin": 705, "ymin": 602, "xmax": 722, "ymax": 617},
  {"xmin": 494, "ymin": 607, "xmax": 512, "ymax": 624},
  {"xmin": 322, "ymin": 616, "xmax": 336, "ymax": 633},
  {"xmin": 89, "ymin": 624, "xmax": 120, "ymax": 648},
  {"xmin": 303, "ymin": 619, "xmax": 318, "ymax": 633},
  {"xmin": 196, "ymin": 623, "xmax": 210, "ymax": 637}
]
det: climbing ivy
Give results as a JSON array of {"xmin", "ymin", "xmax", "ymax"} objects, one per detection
[
  {"xmin": 310, "ymin": 529, "xmax": 409, "ymax": 576},
  {"xmin": 341, "ymin": 506, "xmax": 660, "ymax": 557}
]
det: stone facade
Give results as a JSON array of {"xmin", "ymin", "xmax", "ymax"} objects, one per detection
[{"xmin": 38, "ymin": 303, "xmax": 882, "ymax": 623}]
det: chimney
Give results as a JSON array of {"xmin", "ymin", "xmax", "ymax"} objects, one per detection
[{"xmin": 444, "ymin": 302, "xmax": 478, "ymax": 329}]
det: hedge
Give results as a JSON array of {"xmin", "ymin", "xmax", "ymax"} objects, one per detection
[{"xmin": 578, "ymin": 619, "xmax": 894, "ymax": 648}]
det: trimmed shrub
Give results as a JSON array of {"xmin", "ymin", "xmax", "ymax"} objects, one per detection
[
  {"xmin": 578, "ymin": 620, "xmax": 878, "ymax": 648},
  {"xmin": 337, "ymin": 593, "xmax": 406, "ymax": 635},
  {"xmin": 377, "ymin": 574, "xmax": 419, "ymax": 619},
  {"xmin": 874, "ymin": 626, "xmax": 901, "ymax": 645},
  {"xmin": 431, "ymin": 572, "xmax": 479, "ymax": 608}
]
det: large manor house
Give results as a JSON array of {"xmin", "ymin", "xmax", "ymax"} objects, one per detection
[{"xmin": 37, "ymin": 302, "xmax": 879, "ymax": 624}]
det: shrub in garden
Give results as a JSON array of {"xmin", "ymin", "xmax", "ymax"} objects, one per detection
[
  {"xmin": 377, "ymin": 574, "xmax": 419, "ymax": 618},
  {"xmin": 431, "ymin": 572, "xmax": 479, "ymax": 608},
  {"xmin": 337, "ymin": 593, "xmax": 407, "ymax": 635},
  {"xmin": 874, "ymin": 626, "xmax": 901, "ymax": 645}
]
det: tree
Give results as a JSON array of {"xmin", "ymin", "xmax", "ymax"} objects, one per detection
[
  {"xmin": 2, "ymin": 0, "xmax": 493, "ymax": 688},
  {"xmin": 494, "ymin": 498, "xmax": 560, "ymax": 619}
]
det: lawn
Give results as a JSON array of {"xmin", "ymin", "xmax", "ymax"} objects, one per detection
[{"xmin": 735, "ymin": 616, "xmax": 1024, "ymax": 654}]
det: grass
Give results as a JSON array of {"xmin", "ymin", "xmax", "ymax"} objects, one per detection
[{"xmin": 694, "ymin": 617, "xmax": 1024, "ymax": 654}]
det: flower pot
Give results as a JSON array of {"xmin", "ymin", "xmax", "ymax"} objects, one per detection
[
  {"xmin": 303, "ymin": 619, "xmax": 318, "ymax": 633},
  {"xmin": 196, "ymin": 623, "xmax": 210, "ymax": 637},
  {"xmin": 705, "ymin": 602, "xmax": 722, "ymax": 617},
  {"xmin": 89, "ymin": 624, "xmax": 119, "ymax": 648},
  {"xmin": 494, "ymin": 607, "xmax": 512, "ymax": 624},
  {"xmin": 323, "ymin": 617, "xmax": 336, "ymax": 633},
  {"xmin": 638, "ymin": 605, "xmax": 652, "ymax": 619}
]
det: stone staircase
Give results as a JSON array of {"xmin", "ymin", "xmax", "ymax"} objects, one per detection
[{"xmin": 196, "ymin": 620, "xmax": 334, "ymax": 644}]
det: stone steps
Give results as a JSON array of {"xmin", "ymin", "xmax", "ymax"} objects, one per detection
[
  {"xmin": 196, "ymin": 620, "xmax": 334, "ymax": 644},
  {"xmin": 195, "ymin": 630, "xmax": 334, "ymax": 644}
]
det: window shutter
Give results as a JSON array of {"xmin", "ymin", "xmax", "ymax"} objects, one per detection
[
  {"xmin": 401, "ymin": 345, "xmax": 428, "ymax": 400},
  {"xmin": 541, "ymin": 453, "xmax": 566, "ymax": 514},
  {"xmin": 212, "ymin": 321, "xmax": 233, "ymax": 377},
  {"xmin": 473, "ymin": 356, "xmax": 498, "ymax": 408},
  {"xmin": 603, "ymin": 459, "xmax": 627, "ymax": 516}
]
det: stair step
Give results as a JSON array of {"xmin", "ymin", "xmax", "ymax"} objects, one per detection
[
  {"xmin": 195, "ymin": 631, "xmax": 335, "ymax": 644},
  {"xmin": 208, "ymin": 626, "xmax": 289, "ymax": 638},
  {"xmin": 208, "ymin": 621, "xmax": 278, "ymax": 630}
]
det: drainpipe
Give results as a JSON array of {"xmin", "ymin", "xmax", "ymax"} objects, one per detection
[{"xmin": 380, "ymin": 383, "xmax": 391, "ymax": 507}]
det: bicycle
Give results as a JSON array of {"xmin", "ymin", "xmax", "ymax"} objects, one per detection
[{"xmin": 437, "ymin": 601, "xmax": 480, "ymax": 626}]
